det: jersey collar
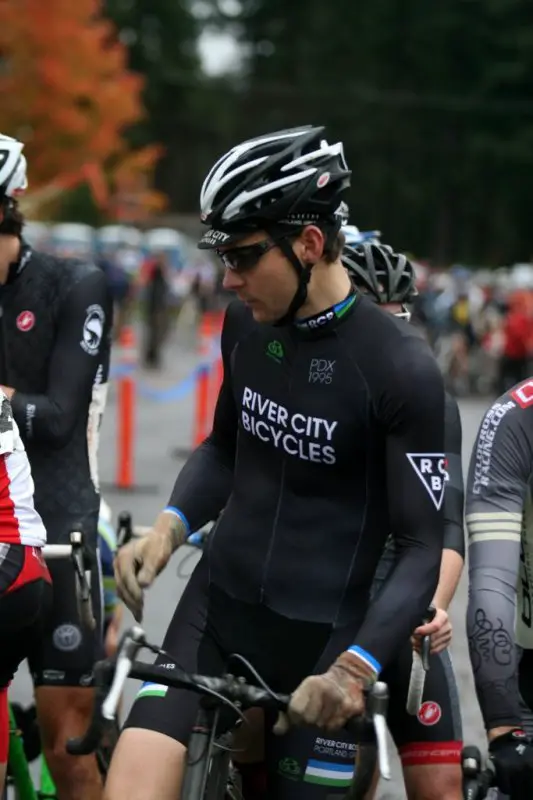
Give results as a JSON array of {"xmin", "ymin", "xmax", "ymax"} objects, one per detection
[
  {"xmin": 7, "ymin": 239, "xmax": 32, "ymax": 284},
  {"xmin": 293, "ymin": 290, "xmax": 358, "ymax": 336}
]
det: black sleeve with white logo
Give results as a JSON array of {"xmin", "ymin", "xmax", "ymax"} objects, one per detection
[
  {"xmin": 465, "ymin": 389, "xmax": 533, "ymax": 730},
  {"xmin": 443, "ymin": 392, "xmax": 465, "ymax": 556},
  {"xmin": 167, "ymin": 302, "xmax": 253, "ymax": 530},
  {"xmin": 10, "ymin": 269, "xmax": 112, "ymax": 447},
  {"xmin": 353, "ymin": 337, "xmax": 446, "ymax": 668}
]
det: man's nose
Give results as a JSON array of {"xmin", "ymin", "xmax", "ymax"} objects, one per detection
[{"xmin": 223, "ymin": 268, "xmax": 245, "ymax": 291}]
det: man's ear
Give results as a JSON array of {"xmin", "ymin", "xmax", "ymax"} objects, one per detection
[{"xmin": 292, "ymin": 225, "xmax": 326, "ymax": 263}]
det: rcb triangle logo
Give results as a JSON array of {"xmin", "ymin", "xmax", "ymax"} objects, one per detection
[{"xmin": 406, "ymin": 453, "xmax": 448, "ymax": 510}]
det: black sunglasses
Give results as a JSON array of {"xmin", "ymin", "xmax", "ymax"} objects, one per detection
[{"xmin": 216, "ymin": 239, "xmax": 279, "ymax": 273}]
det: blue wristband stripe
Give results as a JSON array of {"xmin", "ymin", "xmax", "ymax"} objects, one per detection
[
  {"xmin": 163, "ymin": 506, "xmax": 190, "ymax": 536},
  {"xmin": 347, "ymin": 646, "xmax": 381, "ymax": 676}
]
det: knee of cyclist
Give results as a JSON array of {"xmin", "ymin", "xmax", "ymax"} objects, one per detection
[
  {"xmin": 43, "ymin": 744, "xmax": 98, "ymax": 785},
  {"xmin": 404, "ymin": 764, "xmax": 462, "ymax": 800},
  {"xmin": 104, "ymin": 729, "xmax": 187, "ymax": 799}
]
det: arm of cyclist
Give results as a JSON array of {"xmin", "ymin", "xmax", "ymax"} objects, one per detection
[
  {"xmin": 413, "ymin": 394, "xmax": 465, "ymax": 653},
  {"xmin": 285, "ymin": 344, "xmax": 445, "ymax": 732},
  {"xmin": 114, "ymin": 303, "xmax": 246, "ymax": 619},
  {"xmin": 8, "ymin": 269, "xmax": 112, "ymax": 447},
  {"xmin": 466, "ymin": 396, "xmax": 533, "ymax": 795}
]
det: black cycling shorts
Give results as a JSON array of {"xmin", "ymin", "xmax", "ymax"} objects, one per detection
[
  {"xmin": 382, "ymin": 643, "xmax": 462, "ymax": 767},
  {"xmin": 0, "ymin": 544, "xmax": 52, "ymax": 689},
  {"xmin": 369, "ymin": 542, "xmax": 462, "ymax": 767},
  {"xmin": 126, "ymin": 555, "xmax": 375, "ymax": 798},
  {"xmin": 27, "ymin": 524, "xmax": 104, "ymax": 688}
]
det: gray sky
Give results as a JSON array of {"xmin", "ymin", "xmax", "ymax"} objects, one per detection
[{"xmin": 198, "ymin": 29, "xmax": 242, "ymax": 75}]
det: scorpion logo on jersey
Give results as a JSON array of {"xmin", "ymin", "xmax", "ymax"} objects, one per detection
[{"xmin": 81, "ymin": 304, "xmax": 105, "ymax": 355}]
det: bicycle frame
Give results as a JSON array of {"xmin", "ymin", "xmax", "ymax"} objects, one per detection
[
  {"xmin": 6, "ymin": 701, "xmax": 60, "ymax": 800},
  {"xmin": 181, "ymin": 703, "xmax": 232, "ymax": 800},
  {"xmin": 7, "ymin": 703, "xmax": 38, "ymax": 800},
  {"xmin": 39, "ymin": 756, "xmax": 56, "ymax": 799},
  {"xmin": 179, "ymin": 695, "xmax": 376, "ymax": 800}
]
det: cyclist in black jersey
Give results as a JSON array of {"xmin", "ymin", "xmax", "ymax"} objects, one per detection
[
  {"xmin": 466, "ymin": 381, "xmax": 533, "ymax": 798},
  {"xmin": 0, "ymin": 135, "xmax": 112, "ymax": 800},
  {"xmin": 193, "ymin": 238, "xmax": 465, "ymax": 800},
  {"xmin": 109, "ymin": 126, "xmax": 446, "ymax": 800},
  {"xmin": 342, "ymin": 237, "xmax": 464, "ymax": 800}
]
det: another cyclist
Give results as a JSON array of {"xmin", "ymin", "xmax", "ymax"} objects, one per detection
[
  {"xmin": 220, "ymin": 238, "xmax": 465, "ymax": 799},
  {"xmin": 466, "ymin": 380, "xmax": 533, "ymax": 798},
  {"xmin": 109, "ymin": 125, "xmax": 446, "ymax": 800},
  {"xmin": 0, "ymin": 134, "xmax": 112, "ymax": 799},
  {"xmin": 0, "ymin": 390, "xmax": 51, "ymax": 792},
  {"xmin": 342, "ymin": 236, "xmax": 464, "ymax": 800}
]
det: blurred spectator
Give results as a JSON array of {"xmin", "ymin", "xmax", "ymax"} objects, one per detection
[
  {"xmin": 97, "ymin": 249, "xmax": 133, "ymax": 341},
  {"xmin": 189, "ymin": 256, "xmax": 217, "ymax": 318},
  {"xmin": 142, "ymin": 252, "xmax": 170, "ymax": 369},
  {"xmin": 499, "ymin": 291, "xmax": 531, "ymax": 393}
]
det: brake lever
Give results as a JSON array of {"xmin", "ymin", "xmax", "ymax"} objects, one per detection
[
  {"xmin": 420, "ymin": 606, "xmax": 436, "ymax": 671},
  {"xmin": 369, "ymin": 682, "xmax": 391, "ymax": 780},
  {"xmin": 70, "ymin": 530, "xmax": 95, "ymax": 631},
  {"xmin": 102, "ymin": 626, "xmax": 146, "ymax": 720},
  {"xmin": 117, "ymin": 511, "xmax": 134, "ymax": 548}
]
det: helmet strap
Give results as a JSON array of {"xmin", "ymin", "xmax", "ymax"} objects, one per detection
[
  {"xmin": 268, "ymin": 217, "xmax": 341, "ymax": 326},
  {"xmin": 269, "ymin": 231, "xmax": 314, "ymax": 326},
  {"xmin": 395, "ymin": 306, "xmax": 411, "ymax": 322}
]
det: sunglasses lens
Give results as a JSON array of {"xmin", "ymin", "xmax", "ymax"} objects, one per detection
[{"xmin": 218, "ymin": 242, "xmax": 270, "ymax": 272}]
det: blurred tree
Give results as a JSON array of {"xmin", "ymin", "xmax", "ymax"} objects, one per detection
[
  {"xmin": 0, "ymin": 0, "xmax": 164, "ymax": 220},
  {"xmin": 103, "ymin": 0, "xmax": 211, "ymax": 211},
  {"xmin": 201, "ymin": 0, "xmax": 533, "ymax": 264}
]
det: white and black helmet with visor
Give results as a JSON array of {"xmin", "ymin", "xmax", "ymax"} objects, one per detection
[
  {"xmin": 0, "ymin": 134, "xmax": 28, "ymax": 204},
  {"xmin": 0, "ymin": 134, "xmax": 28, "ymax": 233},
  {"xmin": 342, "ymin": 235, "xmax": 418, "ymax": 321},
  {"xmin": 198, "ymin": 125, "xmax": 351, "ymax": 321}
]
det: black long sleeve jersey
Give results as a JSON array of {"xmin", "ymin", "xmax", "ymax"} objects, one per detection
[
  {"xmin": 169, "ymin": 295, "xmax": 446, "ymax": 670},
  {"xmin": 377, "ymin": 390, "xmax": 464, "ymax": 576},
  {"xmin": 0, "ymin": 244, "xmax": 112, "ymax": 542}
]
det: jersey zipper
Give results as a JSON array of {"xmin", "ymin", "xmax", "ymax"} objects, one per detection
[{"xmin": 259, "ymin": 337, "xmax": 293, "ymax": 603}]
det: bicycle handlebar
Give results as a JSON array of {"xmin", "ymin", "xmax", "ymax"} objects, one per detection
[
  {"xmin": 406, "ymin": 605, "xmax": 436, "ymax": 716},
  {"xmin": 42, "ymin": 530, "xmax": 95, "ymax": 631},
  {"xmin": 66, "ymin": 626, "xmax": 391, "ymax": 780}
]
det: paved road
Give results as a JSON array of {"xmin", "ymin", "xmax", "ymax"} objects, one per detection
[{"xmin": 11, "ymin": 329, "xmax": 490, "ymax": 798}]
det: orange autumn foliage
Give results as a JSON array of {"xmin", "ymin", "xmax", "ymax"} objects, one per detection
[{"xmin": 0, "ymin": 0, "xmax": 165, "ymax": 217}]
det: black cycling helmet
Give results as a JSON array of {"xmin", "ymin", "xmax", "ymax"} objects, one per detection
[
  {"xmin": 341, "ymin": 240, "xmax": 418, "ymax": 305},
  {"xmin": 198, "ymin": 126, "xmax": 351, "ymax": 323}
]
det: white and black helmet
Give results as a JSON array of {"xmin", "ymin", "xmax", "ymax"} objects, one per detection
[
  {"xmin": 0, "ymin": 134, "xmax": 28, "ymax": 200},
  {"xmin": 198, "ymin": 125, "xmax": 351, "ymax": 249},
  {"xmin": 342, "ymin": 240, "xmax": 418, "ymax": 305}
]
